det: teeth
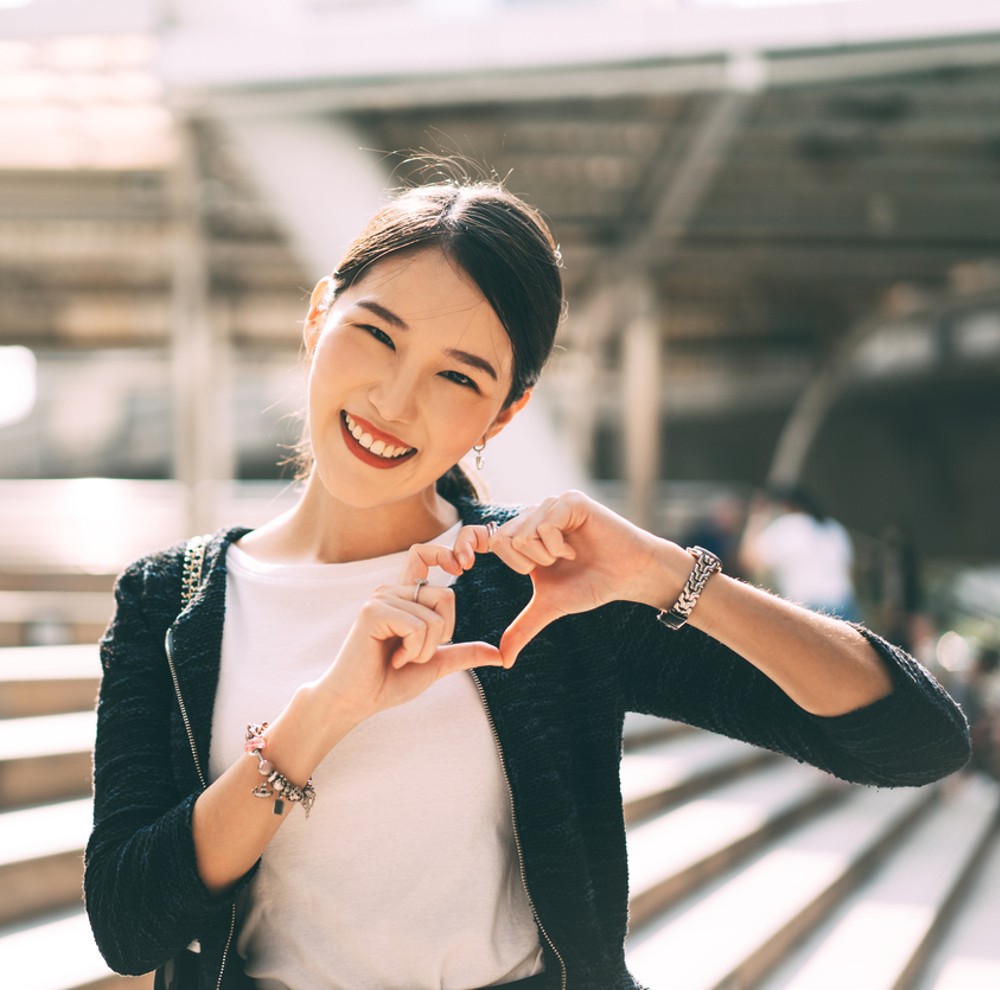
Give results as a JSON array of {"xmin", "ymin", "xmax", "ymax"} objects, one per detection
[{"xmin": 343, "ymin": 413, "xmax": 413, "ymax": 459}]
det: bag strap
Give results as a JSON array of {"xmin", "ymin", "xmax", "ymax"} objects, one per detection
[
  {"xmin": 165, "ymin": 534, "xmax": 212, "ymax": 792},
  {"xmin": 181, "ymin": 534, "xmax": 209, "ymax": 610}
]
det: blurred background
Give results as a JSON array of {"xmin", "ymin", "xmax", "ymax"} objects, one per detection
[{"xmin": 1, "ymin": 1, "xmax": 998, "ymax": 988}]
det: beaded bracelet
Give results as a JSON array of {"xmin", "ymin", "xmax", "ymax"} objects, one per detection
[{"xmin": 244, "ymin": 723, "xmax": 316, "ymax": 817}]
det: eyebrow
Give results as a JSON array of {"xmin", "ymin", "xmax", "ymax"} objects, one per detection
[
  {"xmin": 444, "ymin": 348, "xmax": 498, "ymax": 382},
  {"xmin": 357, "ymin": 300, "xmax": 408, "ymax": 329},
  {"xmin": 355, "ymin": 300, "xmax": 499, "ymax": 382}
]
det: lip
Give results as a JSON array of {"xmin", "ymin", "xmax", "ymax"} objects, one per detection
[{"xmin": 339, "ymin": 411, "xmax": 418, "ymax": 470}]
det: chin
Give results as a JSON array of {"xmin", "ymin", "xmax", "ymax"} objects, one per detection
[{"xmin": 311, "ymin": 462, "xmax": 432, "ymax": 512}]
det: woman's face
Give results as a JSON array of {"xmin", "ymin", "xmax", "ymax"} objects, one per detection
[{"xmin": 304, "ymin": 246, "xmax": 524, "ymax": 510}]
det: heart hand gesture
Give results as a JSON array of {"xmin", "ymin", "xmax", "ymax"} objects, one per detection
[
  {"xmin": 319, "ymin": 542, "xmax": 503, "ymax": 724},
  {"xmin": 452, "ymin": 491, "xmax": 677, "ymax": 666}
]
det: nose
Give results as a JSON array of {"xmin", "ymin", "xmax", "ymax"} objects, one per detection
[{"xmin": 369, "ymin": 364, "xmax": 420, "ymax": 425}]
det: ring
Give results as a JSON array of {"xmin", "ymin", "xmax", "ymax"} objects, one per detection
[
  {"xmin": 485, "ymin": 521, "xmax": 499, "ymax": 551},
  {"xmin": 412, "ymin": 578, "xmax": 428, "ymax": 603}
]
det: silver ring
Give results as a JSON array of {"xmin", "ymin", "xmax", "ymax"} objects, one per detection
[
  {"xmin": 413, "ymin": 578, "xmax": 428, "ymax": 603},
  {"xmin": 485, "ymin": 521, "xmax": 499, "ymax": 551}
]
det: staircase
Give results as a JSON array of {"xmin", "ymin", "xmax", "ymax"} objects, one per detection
[{"xmin": 1, "ymin": 648, "xmax": 997, "ymax": 989}]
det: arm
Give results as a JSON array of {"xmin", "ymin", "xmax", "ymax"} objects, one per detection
[
  {"xmin": 452, "ymin": 491, "xmax": 970, "ymax": 785},
  {"xmin": 85, "ymin": 560, "xmax": 249, "ymax": 975}
]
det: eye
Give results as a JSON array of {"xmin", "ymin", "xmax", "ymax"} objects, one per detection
[
  {"xmin": 359, "ymin": 324, "xmax": 394, "ymax": 349},
  {"xmin": 439, "ymin": 370, "xmax": 481, "ymax": 393}
]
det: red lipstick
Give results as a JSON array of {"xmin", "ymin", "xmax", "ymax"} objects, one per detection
[{"xmin": 340, "ymin": 411, "xmax": 417, "ymax": 470}]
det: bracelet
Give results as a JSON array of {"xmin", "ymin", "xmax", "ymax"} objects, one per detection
[
  {"xmin": 655, "ymin": 546, "xmax": 723, "ymax": 630},
  {"xmin": 244, "ymin": 723, "xmax": 316, "ymax": 818}
]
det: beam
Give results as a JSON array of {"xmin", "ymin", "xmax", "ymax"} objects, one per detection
[
  {"xmin": 194, "ymin": 37, "xmax": 1000, "ymax": 118},
  {"xmin": 767, "ymin": 289, "xmax": 1000, "ymax": 486}
]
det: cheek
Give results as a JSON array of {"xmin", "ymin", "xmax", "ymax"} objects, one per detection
[{"xmin": 308, "ymin": 333, "xmax": 370, "ymax": 402}]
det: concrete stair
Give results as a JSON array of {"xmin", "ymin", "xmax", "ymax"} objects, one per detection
[
  {"xmin": 0, "ymin": 644, "xmax": 996, "ymax": 990},
  {"xmin": 0, "ymin": 646, "xmax": 153, "ymax": 990}
]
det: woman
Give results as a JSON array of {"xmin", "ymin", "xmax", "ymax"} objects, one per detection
[{"xmin": 85, "ymin": 182, "xmax": 970, "ymax": 990}]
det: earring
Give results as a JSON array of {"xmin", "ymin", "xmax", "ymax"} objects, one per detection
[{"xmin": 473, "ymin": 441, "xmax": 486, "ymax": 471}]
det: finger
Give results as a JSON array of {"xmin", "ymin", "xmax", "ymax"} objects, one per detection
[
  {"xmin": 498, "ymin": 593, "xmax": 563, "ymax": 668},
  {"xmin": 429, "ymin": 641, "xmax": 505, "ymax": 677},
  {"xmin": 452, "ymin": 524, "xmax": 488, "ymax": 569},
  {"xmin": 378, "ymin": 589, "xmax": 454, "ymax": 667},
  {"xmin": 389, "ymin": 602, "xmax": 452, "ymax": 669},
  {"xmin": 535, "ymin": 520, "xmax": 577, "ymax": 561},
  {"xmin": 359, "ymin": 599, "xmax": 430, "ymax": 668},
  {"xmin": 398, "ymin": 542, "xmax": 463, "ymax": 586},
  {"xmin": 389, "ymin": 613, "xmax": 430, "ymax": 669},
  {"xmin": 508, "ymin": 530, "xmax": 559, "ymax": 567},
  {"xmin": 488, "ymin": 539, "xmax": 538, "ymax": 575}
]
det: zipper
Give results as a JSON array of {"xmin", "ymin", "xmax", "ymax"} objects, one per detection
[
  {"xmin": 164, "ymin": 626, "xmax": 236, "ymax": 990},
  {"xmin": 164, "ymin": 628, "xmax": 207, "ymax": 790},
  {"xmin": 469, "ymin": 670, "xmax": 568, "ymax": 990}
]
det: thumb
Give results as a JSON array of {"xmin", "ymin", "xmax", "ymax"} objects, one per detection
[
  {"xmin": 433, "ymin": 641, "xmax": 504, "ymax": 677},
  {"xmin": 499, "ymin": 593, "xmax": 562, "ymax": 668}
]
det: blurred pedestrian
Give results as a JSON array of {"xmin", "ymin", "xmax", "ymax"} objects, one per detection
[
  {"xmin": 683, "ymin": 493, "xmax": 747, "ymax": 579},
  {"xmin": 742, "ymin": 485, "xmax": 861, "ymax": 621}
]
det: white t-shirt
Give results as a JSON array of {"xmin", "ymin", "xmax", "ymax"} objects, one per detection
[
  {"xmin": 753, "ymin": 511, "xmax": 856, "ymax": 611},
  {"xmin": 208, "ymin": 526, "xmax": 543, "ymax": 990}
]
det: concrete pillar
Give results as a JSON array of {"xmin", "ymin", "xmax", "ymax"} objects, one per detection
[
  {"xmin": 622, "ymin": 280, "xmax": 661, "ymax": 530},
  {"xmin": 217, "ymin": 114, "xmax": 388, "ymax": 279},
  {"xmin": 170, "ymin": 118, "xmax": 233, "ymax": 536}
]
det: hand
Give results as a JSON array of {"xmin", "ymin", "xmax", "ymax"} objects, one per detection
[
  {"xmin": 453, "ymin": 491, "xmax": 682, "ymax": 666},
  {"xmin": 318, "ymin": 542, "xmax": 503, "ymax": 724}
]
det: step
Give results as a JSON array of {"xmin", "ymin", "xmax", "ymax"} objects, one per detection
[
  {"xmin": 756, "ymin": 775, "xmax": 1000, "ymax": 990},
  {"xmin": 0, "ymin": 711, "xmax": 97, "ymax": 808},
  {"xmin": 625, "ymin": 784, "xmax": 937, "ymax": 989},
  {"xmin": 620, "ymin": 730, "xmax": 777, "ymax": 825},
  {"xmin": 909, "ymin": 786, "xmax": 1000, "ymax": 990},
  {"xmin": 0, "ymin": 798, "xmax": 92, "ymax": 925},
  {"xmin": 627, "ymin": 760, "xmax": 848, "ymax": 927},
  {"xmin": 0, "ymin": 592, "xmax": 113, "ymax": 648},
  {"xmin": 0, "ymin": 645, "xmax": 101, "ymax": 718},
  {"xmin": 622, "ymin": 713, "xmax": 692, "ymax": 751},
  {"xmin": 0, "ymin": 907, "xmax": 153, "ymax": 990}
]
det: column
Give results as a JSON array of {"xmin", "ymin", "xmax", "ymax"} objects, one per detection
[{"xmin": 622, "ymin": 279, "xmax": 662, "ymax": 530}]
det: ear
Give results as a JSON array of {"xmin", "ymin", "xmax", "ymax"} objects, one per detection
[
  {"xmin": 484, "ymin": 389, "xmax": 532, "ymax": 442},
  {"xmin": 303, "ymin": 276, "xmax": 335, "ymax": 356}
]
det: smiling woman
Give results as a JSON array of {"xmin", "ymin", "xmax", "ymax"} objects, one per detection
[{"xmin": 85, "ymin": 180, "xmax": 971, "ymax": 990}]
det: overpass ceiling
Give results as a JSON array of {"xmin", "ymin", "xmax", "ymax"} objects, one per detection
[
  {"xmin": 1, "ymin": 39, "xmax": 999, "ymax": 366},
  {"xmin": 346, "ymin": 63, "xmax": 1000, "ymax": 349}
]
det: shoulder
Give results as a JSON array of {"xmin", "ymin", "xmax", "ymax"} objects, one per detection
[
  {"xmin": 452, "ymin": 496, "xmax": 524, "ymax": 527},
  {"xmin": 110, "ymin": 526, "xmax": 247, "ymax": 612}
]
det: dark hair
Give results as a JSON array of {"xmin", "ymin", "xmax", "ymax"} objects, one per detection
[
  {"xmin": 769, "ymin": 485, "xmax": 828, "ymax": 522},
  {"xmin": 294, "ymin": 181, "xmax": 565, "ymax": 499}
]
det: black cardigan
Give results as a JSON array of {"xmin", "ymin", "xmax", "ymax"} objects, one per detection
[{"xmin": 85, "ymin": 497, "xmax": 970, "ymax": 990}]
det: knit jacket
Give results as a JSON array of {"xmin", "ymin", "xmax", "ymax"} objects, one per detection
[{"xmin": 85, "ymin": 497, "xmax": 971, "ymax": 990}]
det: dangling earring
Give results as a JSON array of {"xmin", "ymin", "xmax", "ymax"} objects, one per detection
[{"xmin": 473, "ymin": 440, "xmax": 486, "ymax": 471}]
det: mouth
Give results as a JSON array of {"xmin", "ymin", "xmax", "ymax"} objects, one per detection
[{"xmin": 340, "ymin": 411, "xmax": 417, "ymax": 469}]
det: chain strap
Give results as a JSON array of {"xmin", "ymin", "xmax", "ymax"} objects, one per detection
[
  {"xmin": 181, "ymin": 535, "xmax": 209, "ymax": 609},
  {"xmin": 655, "ymin": 545, "xmax": 723, "ymax": 630}
]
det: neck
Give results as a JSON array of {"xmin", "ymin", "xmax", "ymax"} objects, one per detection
[{"xmin": 239, "ymin": 473, "xmax": 462, "ymax": 564}]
